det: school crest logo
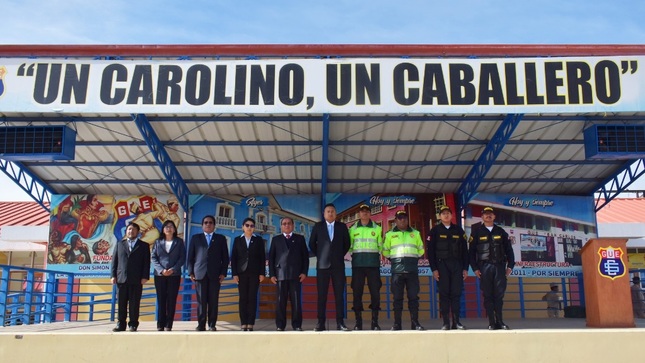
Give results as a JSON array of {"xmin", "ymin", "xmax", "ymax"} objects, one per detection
[{"xmin": 597, "ymin": 246, "xmax": 626, "ymax": 280}]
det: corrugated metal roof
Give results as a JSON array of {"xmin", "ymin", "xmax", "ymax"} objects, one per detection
[
  {"xmin": 0, "ymin": 202, "xmax": 50, "ymax": 226},
  {"xmin": 596, "ymin": 198, "xmax": 645, "ymax": 224}
]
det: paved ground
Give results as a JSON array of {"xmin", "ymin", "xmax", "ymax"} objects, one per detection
[{"xmin": 3, "ymin": 317, "xmax": 645, "ymax": 333}]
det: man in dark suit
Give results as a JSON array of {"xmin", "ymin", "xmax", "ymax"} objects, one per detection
[
  {"xmin": 187, "ymin": 215, "xmax": 230, "ymax": 331},
  {"xmin": 269, "ymin": 217, "xmax": 309, "ymax": 331},
  {"xmin": 309, "ymin": 203, "xmax": 351, "ymax": 331},
  {"xmin": 111, "ymin": 222, "xmax": 151, "ymax": 332}
]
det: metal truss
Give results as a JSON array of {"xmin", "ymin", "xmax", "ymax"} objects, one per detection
[
  {"xmin": 0, "ymin": 159, "xmax": 53, "ymax": 212},
  {"xmin": 594, "ymin": 158, "xmax": 645, "ymax": 211},
  {"xmin": 132, "ymin": 114, "xmax": 190, "ymax": 212},
  {"xmin": 457, "ymin": 114, "xmax": 524, "ymax": 211}
]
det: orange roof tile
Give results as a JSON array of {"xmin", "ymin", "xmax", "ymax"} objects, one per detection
[
  {"xmin": 596, "ymin": 198, "xmax": 645, "ymax": 224},
  {"xmin": 0, "ymin": 202, "xmax": 50, "ymax": 226}
]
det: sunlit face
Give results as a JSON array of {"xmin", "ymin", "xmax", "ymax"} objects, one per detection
[
  {"xmin": 163, "ymin": 223, "xmax": 175, "ymax": 237},
  {"xmin": 280, "ymin": 218, "xmax": 294, "ymax": 235},
  {"xmin": 202, "ymin": 217, "xmax": 216, "ymax": 233},
  {"xmin": 126, "ymin": 224, "xmax": 140, "ymax": 239},
  {"xmin": 440, "ymin": 210, "xmax": 452, "ymax": 225},
  {"xmin": 482, "ymin": 212, "xmax": 495, "ymax": 225},
  {"xmin": 359, "ymin": 209, "xmax": 371, "ymax": 220},
  {"xmin": 395, "ymin": 215, "xmax": 409, "ymax": 230},
  {"xmin": 323, "ymin": 206, "xmax": 337, "ymax": 223}
]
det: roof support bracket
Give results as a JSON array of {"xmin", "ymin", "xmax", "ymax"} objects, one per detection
[
  {"xmin": 132, "ymin": 113, "xmax": 190, "ymax": 212},
  {"xmin": 457, "ymin": 113, "xmax": 524, "ymax": 211},
  {"xmin": 594, "ymin": 158, "xmax": 645, "ymax": 211},
  {"xmin": 0, "ymin": 159, "xmax": 52, "ymax": 212}
]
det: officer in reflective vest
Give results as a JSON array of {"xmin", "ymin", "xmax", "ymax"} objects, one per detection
[
  {"xmin": 468, "ymin": 206, "xmax": 514, "ymax": 330},
  {"xmin": 383, "ymin": 210, "xmax": 425, "ymax": 331},
  {"xmin": 349, "ymin": 204, "xmax": 383, "ymax": 330},
  {"xmin": 427, "ymin": 205, "xmax": 468, "ymax": 330}
]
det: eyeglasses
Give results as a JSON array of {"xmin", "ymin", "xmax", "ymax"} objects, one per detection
[
  {"xmin": 244, "ymin": 224, "xmax": 255, "ymax": 228},
  {"xmin": 203, "ymin": 221, "xmax": 215, "ymax": 225},
  {"xmin": 163, "ymin": 225, "xmax": 174, "ymax": 229}
]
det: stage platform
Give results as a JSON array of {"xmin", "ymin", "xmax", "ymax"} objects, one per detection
[{"xmin": 2, "ymin": 318, "xmax": 644, "ymax": 363}]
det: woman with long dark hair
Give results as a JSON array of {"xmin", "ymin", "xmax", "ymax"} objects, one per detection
[
  {"xmin": 151, "ymin": 220, "xmax": 186, "ymax": 331},
  {"xmin": 231, "ymin": 217, "xmax": 266, "ymax": 331}
]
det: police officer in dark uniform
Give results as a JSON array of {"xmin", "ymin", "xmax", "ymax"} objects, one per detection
[
  {"xmin": 468, "ymin": 206, "xmax": 514, "ymax": 330},
  {"xmin": 428, "ymin": 205, "xmax": 468, "ymax": 330}
]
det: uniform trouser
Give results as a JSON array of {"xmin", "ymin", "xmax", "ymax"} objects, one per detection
[
  {"xmin": 391, "ymin": 272, "xmax": 420, "ymax": 313},
  {"xmin": 547, "ymin": 308, "xmax": 560, "ymax": 318},
  {"xmin": 351, "ymin": 267, "xmax": 382, "ymax": 312},
  {"xmin": 195, "ymin": 275, "xmax": 221, "ymax": 328},
  {"xmin": 437, "ymin": 258, "xmax": 464, "ymax": 321},
  {"xmin": 117, "ymin": 283, "xmax": 143, "ymax": 328},
  {"xmin": 276, "ymin": 279, "xmax": 303, "ymax": 329},
  {"xmin": 154, "ymin": 275, "xmax": 180, "ymax": 329},
  {"xmin": 479, "ymin": 262, "xmax": 507, "ymax": 323},
  {"xmin": 237, "ymin": 271, "xmax": 261, "ymax": 325},
  {"xmin": 316, "ymin": 268, "xmax": 346, "ymax": 323}
]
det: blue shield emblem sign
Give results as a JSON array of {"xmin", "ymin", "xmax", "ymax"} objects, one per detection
[{"xmin": 597, "ymin": 246, "xmax": 626, "ymax": 280}]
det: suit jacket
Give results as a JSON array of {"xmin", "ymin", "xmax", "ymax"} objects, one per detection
[
  {"xmin": 111, "ymin": 238, "xmax": 151, "ymax": 284},
  {"xmin": 187, "ymin": 232, "xmax": 229, "ymax": 280},
  {"xmin": 269, "ymin": 233, "xmax": 309, "ymax": 281},
  {"xmin": 151, "ymin": 237, "xmax": 186, "ymax": 276},
  {"xmin": 309, "ymin": 221, "xmax": 350, "ymax": 270},
  {"xmin": 231, "ymin": 234, "xmax": 266, "ymax": 276}
]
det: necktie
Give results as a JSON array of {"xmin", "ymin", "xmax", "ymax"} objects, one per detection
[
  {"xmin": 286, "ymin": 234, "xmax": 291, "ymax": 240},
  {"xmin": 129, "ymin": 240, "xmax": 135, "ymax": 251},
  {"xmin": 328, "ymin": 224, "xmax": 334, "ymax": 241},
  {"xmin": 206, "ymin": 234, "xmax": 212, "ymax": 247}
]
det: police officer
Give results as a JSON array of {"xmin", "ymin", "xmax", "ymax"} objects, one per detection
[
  {"xmin": 349, "ymin": 204, "xmax": 383, "ymax": 330},
  {"xmin": 383, "ymin": 210, "xmax": 425, "ymax": 331},
  {"xmin": 468, "ymin": 206, "xmax": 514, "ymax": 330},
  {"xmin": 428, "ymin": 205, "xmax": 468, "ymax": 330}
]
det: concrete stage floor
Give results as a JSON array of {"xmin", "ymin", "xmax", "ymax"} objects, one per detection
[{"xmin": 2, "ymin": 318, "xmax": 644, "ymax": 363}]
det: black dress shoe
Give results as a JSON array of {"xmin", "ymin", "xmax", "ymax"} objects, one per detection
[
  {"xmin": 248, "ymin": 327, "xmax": 254, "ymax": 331},
  {"xmin": 314, "ymin": 323, "xmax": 325, "ymax": 332},
  {"xmin": 391, "ymin": 324, "xmax": 402, "ymax": 331},
  {"xmin": 196, "ymin": 326, "xmax": 206, "ymax": 331},
  {"xmin": 128, "ymin": 326, "xmax": 137, "ymax": 332},
  {"xmin": 497, "ymin": 322, "xmax": 510, "ymax": 330},
  {"xmin": 112, "ymin": 327, "xmax": 125, "ymax": 332},
  {"xmin": 441, "ymin": 324, "xmax": 451, "ymax": 331},
  {"xmin": 337, "ymin": 323, "xmax": 350, "ymax": 331},
  {"xmin": 165, "ymin": 327, "xmax": 172, "ymax": 332},
  {"xmin": 276, "ymin": 327, "xmax": 284, "ymax": 331},
  {"xmin": 411, "ymin": 322, "xmax": 425, "ymax": 331},
  {"xmin": 294, "ymin": 327, "xmax": 303, "ymax": 331},
  {"xmin": 453, "ymin": 322, "xmax": 466, "ymax": 330},
  {"xmin": 488, "ymin": 325, "xmax": 497, "ymax": 330},
  {"xmin": 371, "ymin": 322, "xmax": 381, "ymax": 330},
  {"xmin": 157, "ymin": 327, "xmax": 164, "ymax": 331},
  {"xmin": 208, "ymin": 326, "xmax": 217, "ymax": 331}
]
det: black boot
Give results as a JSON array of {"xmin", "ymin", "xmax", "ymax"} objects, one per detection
[
  {"xmin": 495, "ymin": 311, "xmax": 510, "ymax": 330},
  {"xmin": 353, "ymin": 311, "xmax": 362, "ymax": 331},
  {"xmin": 391, "ymin": 311, "xmax": 402, "ymax": 331},
  {"xmin": 410, "ymin": 311, "xmax": 425, "ymax": 331},
  {"xmin": 441, "ymin": 313, "xmax": 450, "ymax": 330},
  {"xmin": 452, "ymin": 313, "xmax": 466, "ymax": 330},
  {"xmin": 370, "ymin": 310, "xmax": 381, "ymax": 330}
]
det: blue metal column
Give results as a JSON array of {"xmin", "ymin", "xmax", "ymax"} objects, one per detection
[
  {"xmin": 320, "ymin": 113, "xmax": 331, "ymax": 209},
  {"xmin": 457, "ymin": 114, "xmax": 524, "ymax": 211},
  {"xmin": 132, "ymin": 114, "xmax": 190, "ymax": 212},
  {"xmin": 594, "ymin": 158, "xmax": 645, "ymax": 211},
  {"xmin": 0, "ymin": 159, "xmax": 53, "ymax": 212}
]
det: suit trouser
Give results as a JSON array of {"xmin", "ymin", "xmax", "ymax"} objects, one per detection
[
  {"xmin": 437, "ymin": 258, "xmax": 464, "ymax": 320},
  {"xmin": 154, "ymin": 275, "xmax": 181, "ymax": 329},
  {"xmin": 237, "ymin": 271, "xmax": 261, "ymax": 325},
  {"xmin": 479, "ymin": 262, "xmax": 507, "ymax": 323},
  {"xmin": 276, "ymin": 279, "xmax": 303, "ymax": 329},
  {"xmin": 117, "ymin": 283, "xmax": 143, "ymax": 328},
  {"xmin": 351, "ymin": 266, "xmax": 382, "ymax": 311},
  {"xmin": 391, "ymin": 272, "xmax": 420, "ymax": 313},
  {"xmin": 195, "ymin": 275, "xmax": 221, "ymax": 328},
  {"xmin": 316, "ymin": 268, "xmax": 346, "ymax": 323}
]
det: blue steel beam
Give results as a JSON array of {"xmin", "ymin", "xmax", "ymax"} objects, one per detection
[
  {"xmin": 0, "ymin": 159, "xmax": 52, "ymax": 212},
  {"xmin": 132, "ymin": 114, "xmax": 190, "ymax": 212},
  {"xmin": 321, "ymin": 113, "xmax": 330, "ymax": 209},
  {"xmin": 594, "ymin": 158, "xmax": 645, "ymax": 211},
  {"xmin": 457, "ymin": 114, "xmax": 524, "ymax": 211},
  {"xmin": 45, "ymin": 177, "xmax": 600, "ymax": 185}
]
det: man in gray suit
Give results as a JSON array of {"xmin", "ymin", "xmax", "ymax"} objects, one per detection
[
  {"xmin": 111, "ymin": 222, "xmax": 151, "ymax": 332},
  {"xmin": 269, "ymin": 217, "xmax": 309, "ymax": 331},
  {"xmin": 187, "ymin": 215, "xmax": 229, "ymax": 331}
]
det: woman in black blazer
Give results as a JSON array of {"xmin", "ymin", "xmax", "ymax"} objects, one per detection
[
  {"xmin": 151, "ymin": 220, "xmax": 186, "ymax": 331},
  {"xmin": 231, "ymin": 217, "xmax": 266, "ymax": 331}
]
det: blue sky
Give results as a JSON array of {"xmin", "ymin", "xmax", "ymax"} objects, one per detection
[{"xmin": 1, "ymin": 0, "xmax": 644, "ymax": 201}]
